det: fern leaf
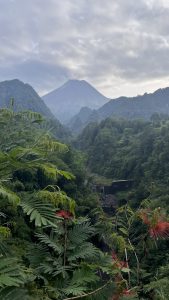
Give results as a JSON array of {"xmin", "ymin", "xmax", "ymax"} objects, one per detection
[
  {"xmin": 56, "ymin": 169, "xmax": 75, "ymax": 180},
  {"xmin": 62, "ymin": 285, "xmax": 87, "ymax": 296},
  {"xmin": 37, "ymin": 260, "xmax": 72, "ymax": 278},
  {"xmin": 27, "ymin": 244, "xmax": 50, "ymax": 268},
  {"xmin": 68, "ymin": 221, "xmax": 95, "ymax": 246},
  {"xmin": 35, "ymin": 233, "xmax": 63, "ymax": 254},
  {"xmin": 68, "ymin": 243, "xmax": 99, "ymax": 261},
  {"xmin": 71, "ymin": 265, "xmax": 99, "ymax": 286},
  {"xmin": 20, "ymin": 197, "xmax": 56, "ymax": 227},
  {"xmin": 0, "ymin": 258, "xmax": 24, "ymax": 288}
]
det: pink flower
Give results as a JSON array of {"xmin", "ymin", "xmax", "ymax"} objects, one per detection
[
  {"xmin": 55, "ymin": 210, "xmax": 73, "ymax": 219},
  {"xmin": 140, "ymin": 209, "xmax": 169, "ymax": 239},
  {"xmin": 149, "ymin": 221, "xmax": 169, "ymax": 239}
]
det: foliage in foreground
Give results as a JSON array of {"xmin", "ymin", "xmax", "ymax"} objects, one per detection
[{"xmin": 0, "ymin": 109, "xmax": 169, "ymax": 299}]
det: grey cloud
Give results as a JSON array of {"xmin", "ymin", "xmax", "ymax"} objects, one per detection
[{"xmin": 0, "ymin": 0, "xmax": 169, "ymax": 97}]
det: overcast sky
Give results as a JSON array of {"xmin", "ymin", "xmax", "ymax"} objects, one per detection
[{"xmin": 1, "ymin": 0, "xmax": 169, "ymax": 98}]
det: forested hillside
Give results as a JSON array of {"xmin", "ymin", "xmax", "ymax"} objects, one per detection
[
  {"xmin": 69, "ymin": 87, "xmax": 169, "ymax": 134},
  {"xmin": 0, "ymin": 108, "xmax": 169, "ymax": 299},
  {"xmin": 0, "ymin": 79, "xmax": 53, "ymax": 118},
  {"xmin": 76, "ymin": 115, "xmax": 169, "ymax": 182},
  {"xmin": 0, "ymin": 79, "xmax": 70, "ymax": 141}
]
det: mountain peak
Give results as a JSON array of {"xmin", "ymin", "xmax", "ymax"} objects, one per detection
[
  {"xmin": 0, "ymin": 79, "xmax": 54, "ymax": 119},
  {"xmin": 1, "ymin": 78, "xmax": 23, "ymax": 85},
  {"xmin": 60, "ymin": 79, "xmax": 86, "ymax": 89},
  {"xmin": 43, "ymin": 79, "xmax": 109, "ymax": 123},
  {"xmin": 63, "ymin": 79, "xmax": 100, "ymax": 89},
  {"xmin": 0, "ymin": 79, "xmax": 34, "ymax": 91},
  {"xmin": 64, "ymin": 79, "xmax": 88, "ymax": 84}
]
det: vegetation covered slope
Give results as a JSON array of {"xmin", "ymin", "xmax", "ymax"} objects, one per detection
[
  {"xmin": 76, "ymin": 115, "xmax": 169, "ymax": 183},
  {"xmin": 1, "ymin": 109, "xmax": 169, "ymax": 299},
  {"xmin": 69, "ymin": 87, "xmax": 169, "ymax": 134},
  {"xmin": 75, "ymin": 115, "xmax": 169, "ymax": 298},
  {"xmin": 0, "ymin": 79, "xmax": 70, "ymax": 141},
  {"xmin": 0, "ymin": 79, "xmax": 53, "ymax": 118}
]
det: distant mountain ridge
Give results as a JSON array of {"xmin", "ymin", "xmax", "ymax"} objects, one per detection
[
  {"xmin": 0, "ymin": 79, "xmax": 70, "ymax": 141},
  {"xmin": 0, "ymin": 79, "xmax": 54, "ymax": 118},
  {"xmin": 42, "ymin": 79, "xmax": 109, "ymax": 123},
  {"xmin": 68, "ymin": 87, "xmax": 169, "ymax": 134}
]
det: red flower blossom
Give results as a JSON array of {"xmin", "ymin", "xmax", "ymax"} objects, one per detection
[
  {"xmin": 140, "ymin": 209, "xmax": 169, "ymax": 239},
  {"xmin": 55, "ymin": 210, "xmax": 73, "ymax": 219},
  {"xmin": 149, "ymin": 221, "xmax": 169, "ymax": 239}
]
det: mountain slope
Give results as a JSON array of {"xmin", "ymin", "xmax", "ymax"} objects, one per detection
[
  {"xmin": 97, "ymin": 87, "xmax": 169, "ymax": 120},
  {"xmin": 68, "ymin": 106, "xmax": 93, "ymax": 134},
  {"xmin": 42, "ymin": 79, "xmax": 109, "ymax": 123},
  {"xmin": 0, "ymin": 79, "xmax": 54, "ymax": 118},
  {"xmin": 69, "ymin": 87, "xmax": 169, "ymax": 133},
  {"xmin": 0, "ymin": 79, "xmax": 71, "ymax": 141}
]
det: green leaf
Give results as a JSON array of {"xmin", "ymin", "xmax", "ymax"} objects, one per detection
[
  {"xmin": 68, "ymin": 221, "xmax": 95, "ymax": 246},
  {"xmin": 20, "ymin": 197, "xmax": 56, "ymax": 227},
  {"xmin": 121, "ymin": 267, "xmax": 130, "ymax": 273},
  {"xmin": 57, "ymin": 169, "xmax": 75, "ymax": 180},
  {"xmin": 35, "ymin": 233, "xmax": 63, "ymax": 254},
  {"xmin": 68, "ymin": 242, "xmax": 99, "ymax": 261},
  {"xmin": 71, "ymin": 265, "xmax": 99, "ymax": 286},
  {"xmin": 0, "ymin": 186, "xmax": 20, "ymax": 206},
  {"xmin": 0, "ymin": 258, "xmax": 24, "ymax": 288},
  {"xmin": 62, "ymin": 285, "xmax": 87, "ymax": 296}
]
